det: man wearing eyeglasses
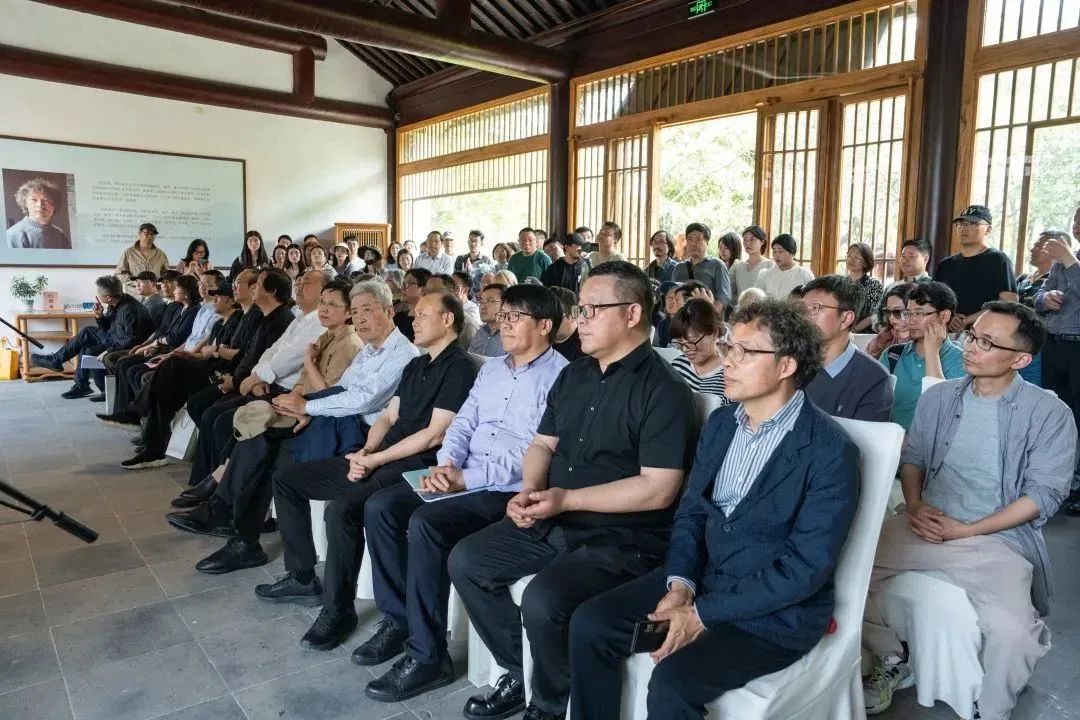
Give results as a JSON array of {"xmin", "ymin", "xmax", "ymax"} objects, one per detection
[
  {"xmin": 469, "ymin": 283, "xmax": 508, "ymax": 358},
  {"xmin": 800, "ymin": 275, "xmax": 893, "ymax": 421},
  {"xmin": 449, "ymin": 261, "xmax": 696, "ymax": 720},
  {"xmin": 359, "ymin": 285, "xmax": 568, "ymax": 703},
  {"xmin": 879, "ymin": 282, "xmax": 966, "ymax": 431},
  {"xmin": 569, "ymin": 298, "xmax": 860, "ymax": 720},
  {"xmin": 933, "ymin": 205, "xmax": 1018, "ymax": 331},
  {"xmin": 863, "ymin": 301, "xmax": 1075, "ymax": 719}
]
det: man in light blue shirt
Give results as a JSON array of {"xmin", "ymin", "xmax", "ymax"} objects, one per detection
[
  {"xmin": 358, "ymin": 284, "xmax": 568, "ymax": 704},
  {"xmin": 879, "ymin": 282, "xmax": 966, "ymax": 430}
]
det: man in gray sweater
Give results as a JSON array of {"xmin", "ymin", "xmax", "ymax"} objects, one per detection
[{"xmin": 861, "ymin": 301, "xmax": 1076, "ymax": 720}]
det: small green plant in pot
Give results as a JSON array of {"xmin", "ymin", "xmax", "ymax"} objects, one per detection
[{"xmin": 10, "ymin": 275, "xmax": 48, "ymax": 311}]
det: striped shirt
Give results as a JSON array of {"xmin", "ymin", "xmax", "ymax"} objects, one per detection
[
  {"xmin": 713, "ymin": 390, "xmax": 805, "ymax": 515},
  {"xmin": 671, "ymin": 354, "xmax": 730, "ymax": 404}
]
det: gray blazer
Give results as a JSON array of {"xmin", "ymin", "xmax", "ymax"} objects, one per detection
[{"xmin": 901, "ymin": 375, "xmax": 1077, "ymax": 615}]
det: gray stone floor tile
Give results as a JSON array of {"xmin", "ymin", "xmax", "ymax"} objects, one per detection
[
  {"xmin": 25, "ymin": 511, "xmax": 126, "ymax": 557},
  {"xmin": 0, "ymin": 591, "xmax": 47, "ymax": 641},
  {"xmin": 33, "ymin": 539, "xmax": 144, "ymax": 588},
  {"xmin": 198, "ymin": 612, "xmax": 344, "ymax": 691},
  {"xmin": 148, "ymin": 695, "xmax": 248, "ymax": 720},
  {"xmin": 172, "ymin": 582, "xmax": 299, "ymax": 639},
  {"xmin": 233, "ymin": 656, "xmax": 407, "ymax": 720},
  {"xmin": 52, "ymin": 601, "xmax": 192, "ymax": 674},
  {"xmin": 0, "ymin": 677, "xmax": 73, "ymax": 720},
  {"xmin": 40, "ymin": 566, "xmax": 165, "ymax": 626},
  {"xmin": 149, "ymin": 557, "xmax": 272, "ymax": 599},
  {"xmin": 65, "ymin": 642, "xmax": 226, "ymax": 720},
  {"xmin": 133, "ymin": 530, "xmax": 231, "ymax": 565},
  {"xmin": 0, "ymin": 527, "xmax": 29, "ymax": 564},
  {"xmin": 114, "ymin": 507, "xmax": 175, "ymax": 538},
  {"xmin": 0, "ymin": 629, "xmax": 61, "ymax": 695},
  {"xmin": 0, "ymin": 558, "xmax": 36, "ymax": 598}
]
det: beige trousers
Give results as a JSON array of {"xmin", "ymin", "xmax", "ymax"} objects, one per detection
[{"xmin": 863, "ymin": 515, "xmax": 1051, "ymax": 720}]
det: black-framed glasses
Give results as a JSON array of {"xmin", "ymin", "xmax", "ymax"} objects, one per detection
[
  {"xmin": 671, "ymin": 335, "xmax": 707, "ymax": 353},
  {"xmin": 570, "ymin": 302, "xmax": 633, "ymax": 320},
  {"xmin": 496, "ymin": 310, "xmax": 536, "ymax": 324},
  {"xmin": 899, "ymin": 309, "xmax": 939, "ymax": 320},
  {"xmin": 479, "ymin": 298, "xmax": 503, "ymax": 306},
  {"xmin": 718, "ymin": 340, "xmax": 777, "ymax": 363},
  {"xmin": 801, "ymin": 302, "xmax": 841, "ymax": 316},
  {"xmin": 959, "ymin": 331, "xmax": 1027, "ymax": 353}
]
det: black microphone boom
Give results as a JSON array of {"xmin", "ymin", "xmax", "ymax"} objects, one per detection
[{"xmin": 0, "ymin": 479, "xmax": 98, "ymax": 544}]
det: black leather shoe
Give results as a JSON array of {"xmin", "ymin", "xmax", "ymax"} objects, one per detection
[
  {"xmin": 521, "ymin": 705, "xmax": 564, "ymax": 720},
  {"xmin": 255, "ymin": 572, "xmax": 323, "ymax": 606},
  {"xmin": 194, "ymin": 538, "xmax": 267, "ymax": 575},
  {"xmin": 463, "ymin": 673, "xmax": 526, "ymax": 720},
  {"xmin": 301, "ymin": 607, "xmax": 358, "ymax": 651},
  {"xmin": 350, "ymin": 617, "xmax": 408, "ymax": 666},
  {"xmin": 31, "ymin": 353, "xmax": 63, "ymax": 372},
  {"xmin": 181, "ymin": 474, "xmax": 217, "ymax": 498},
  {"xmin": 166, "ymin": 498, "xmax": 234, "ymax": 537},
  {"xmin": 96, "ymin": 411, "xmax": 140, "ymax": 427},
  {"xmin": 61, "ymin": 384, "xmax": 94, "ymax": 399},
  {"xmin": 365, "ymin": 654, "xmax": 455, "ymax": 702}
]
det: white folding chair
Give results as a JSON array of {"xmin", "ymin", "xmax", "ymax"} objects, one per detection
[
  {"xmin": 853, "ymin": 334, "xmax": 876, "ymax": 353},
  {"xmin": 617, "ymin": 418, "xmax": 903, "ymax": 719},
  {"xmin": 653, "ymin": 346, "xmax": 681, "ymax": 364}
]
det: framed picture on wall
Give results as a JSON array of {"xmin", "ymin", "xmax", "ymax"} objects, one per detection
[{"xmin": 1, "ymin": 135, "xmax": 246, "ymax": 268}]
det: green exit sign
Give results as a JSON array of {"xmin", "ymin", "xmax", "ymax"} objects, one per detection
[{"xmin": 688, "ymin": 0, "xmax": 716, "ymax": 18}]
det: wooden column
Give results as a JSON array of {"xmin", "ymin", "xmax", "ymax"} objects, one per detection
[
  {"xmin": 387, "ymin": 122, "xmax": 398, "ymax": 243},
  {"xmin": 915, "ymin": 0, "xmax": 971, "ymax": 268},
  {"xmin": 548, "ymin": 80, "xmax": 570, "ymax": 240}
]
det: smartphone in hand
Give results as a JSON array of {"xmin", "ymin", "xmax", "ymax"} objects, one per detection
[{"xmin": 630, "ymin": 619, "xmax": 670, "ymax": 654}]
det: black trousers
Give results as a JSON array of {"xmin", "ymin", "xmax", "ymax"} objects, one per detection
[
  {"xmin": 1042, "ymin": 336, "xmax": 1080, "ymax": 489},
  {"xmin": 365, "ymin": 483, "xmax": 512, "ymax": 664},
  {"xmin": 568, "ymin": 568, "xmax": 804, "ymax": 720},
  {"xmin": 187, "ymin": 390, "xmax": 244, "ymax": 486},
  {"xmin": 113, "ymin": 353, "xmax": 154, "ymax": 413},
  {"xmin": 49, "ymin": 325, "xmax": 108, "ymax": 388},
  {"xmin": 228, "ymin": 433, "xmax": 298, "ymax": 542},
  {"xmin": 446, "ymin": 520, "xmax": 663, "ymax": 715},
  {"xmin": 138, "ymin": 356, "xmax": 215, "ymax": 458},
  {"xmin": 272, "ymin": 455, "xmax": 425, "ymax": 613}
]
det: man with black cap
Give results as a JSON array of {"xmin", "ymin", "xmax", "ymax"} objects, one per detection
[
  {"xmin": 116, "ymin": 222, "xmax": 170, "ymax": 292},
  {"xmin": 933, "ymin": 205, "xmax": 1017, "ymax": 330},
  {"xmin": 755, "ymin": 233, "xmax": 815, "ymax": 299},
  {"xmin": 540, "ymin": 233, "xmax": 591, "ymax": 294},
  {"xmin": 133, "ymin": 271, "xmax": 167, "ymax": 326}
]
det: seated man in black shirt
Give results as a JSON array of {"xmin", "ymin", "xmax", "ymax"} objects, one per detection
[
  {"xmin": 548, "ymin": 286, "xmax": 585, "ymax": 362},
  {"xmin": 448, "ymin": 261, "xmax": 696, "ymax": 720},
  {"xmin": 933, "ymin": 205, "xmax": 1018, "ymax": 330},
  {"xmin": 247, "ymin": 292, "xmax": 478, "ymax": 652},
  {"xmin": 540, "ymin": 232, "xmax": 590, "ymax": 295}
]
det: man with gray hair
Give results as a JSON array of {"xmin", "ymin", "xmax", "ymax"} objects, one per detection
[
  {"xmin": 31, "ymin": 275, "xmax": 151, "ymax": 398},
  {"xmin": 6, "ymin": 177, "xmax": 70, "ymax": 249},
  {"xmin": 181, "ymin": 279, "xmax": 421, "ymax": 575}
]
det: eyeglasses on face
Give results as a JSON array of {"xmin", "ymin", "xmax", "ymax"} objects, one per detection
[
  {"xmin": 900, "ymin": 309, "xmax": 939, "ymax": 320},
  {"xmin": 570, "ymin": 302, "xmax": 633, "ymax": 320},
  {"xmin": 671, "ymin": 335, "xmax": 708, "ymax": 352},
  {"xmin": 318, "ymin": 300, "xmax": 347, "ymax": 310},
  {"xmin": 801, "ymin": 302, "xmax": 841, "ymax": 316},
  {"xmin": 479, "ymin": 298, "xmax": 503, "ymax": 306},
  {"xmin": 403, "ymin": 280, "xmax": 420, "ymax": 288},
  {"xmin": 959, "ymin": 331, "xmax": 1026, "ymax": 353},
  {"xmin": 718, "ymin": 340, "xmax": 776, "ymax": 364},
  {"xmin": 495, "ymin": 310, "xmax": 536, "ymax": 324}
]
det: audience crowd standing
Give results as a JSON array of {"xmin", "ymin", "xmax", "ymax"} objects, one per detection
[{"xmin": 25, "ymin": 206, "xmax": 1080, "ymax": 720}]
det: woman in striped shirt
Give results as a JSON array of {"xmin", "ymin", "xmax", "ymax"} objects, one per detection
[{"xmin": 669, "ymin": 298, "xmax": 730, "ymax": 404}]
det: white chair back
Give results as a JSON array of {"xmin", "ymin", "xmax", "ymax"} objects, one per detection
[
  {"xmin": 852, "ymin": 334, "xmax": 876, "ymax": 352},
  {"xmin": 653, "ymin": 346, "xmax": 680, "ymax": 364},
  {"xmin": 888, "ymin": 373, "xmax": 897, "ymax": 392},
  {"xmin": 467, "ymin": 352, "xmax": 491, "ymax": 370},
  {"xmin": 692, "ymin": 392, "xmax": 725, "ymax": 427},
  {"xmin": 828, "ymin": 418, "xmax": 904, "ymax": 639}
]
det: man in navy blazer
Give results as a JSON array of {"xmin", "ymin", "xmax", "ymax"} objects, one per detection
[{"xmin": 568, "ymin": 299, "xmax": 861, "ymax": 719}]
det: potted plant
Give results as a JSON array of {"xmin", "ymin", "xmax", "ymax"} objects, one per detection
[{"xmin": 10, "ymin": 275, "xmax": 48, "ymax": 311}]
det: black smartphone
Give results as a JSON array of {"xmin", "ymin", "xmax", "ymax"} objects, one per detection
[{"xmin": 630, "ymin": 619, "xmax": 670, "ymax": 654}]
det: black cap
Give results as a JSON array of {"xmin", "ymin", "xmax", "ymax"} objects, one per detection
[
  {"xmin": 563, "ymin": 232, "xmax": 586, "ymax": 247},
  {"xmin": 134, "ymin": 271, "xmax": 158, "ymax": 282},
  {"xmin": 208, "ymin": 282, "xmax": 234, "ymax": 298},
  {"xmin": 138, "ymin": 222, "xmax": 159, "ymax": 235},
  {"xmin": 953, "ymin": 205, "xmax": 993, "ymax": 225}
]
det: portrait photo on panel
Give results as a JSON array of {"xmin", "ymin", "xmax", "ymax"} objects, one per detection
[{"xmin": 3, "ymin": 168, "xmax": 74, "ymax": 250}]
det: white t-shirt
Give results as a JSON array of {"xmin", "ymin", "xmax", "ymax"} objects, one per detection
[{"xmin": 755, "ymin": 264, "xmax": 815, "ymax": 299}]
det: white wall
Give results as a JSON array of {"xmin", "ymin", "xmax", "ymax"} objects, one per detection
[{"xmin": 0, "ymin": 0, "xmax": 391, "ymax": 346}]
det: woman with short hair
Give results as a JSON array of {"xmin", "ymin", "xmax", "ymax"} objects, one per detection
[
  {"xmin": 669, "ymin": 298, "xmax": 729, "ymax": 402},
  {"xmin": 846, "ymin": 241, "xmax": 884, "ymax": 332}
]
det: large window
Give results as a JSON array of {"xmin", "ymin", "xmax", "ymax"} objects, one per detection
[
  {"xmin": 397, "ymin": 90, "xmax": 549, "ymax": 248},
  {"xmin": 762, "ymin": 107, "xmax": 823, "ymax": 269}
]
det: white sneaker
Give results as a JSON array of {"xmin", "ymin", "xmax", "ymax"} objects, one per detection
[{"xmin": 864, "ymin": 656, "xmax": 915, "ymax": 715}]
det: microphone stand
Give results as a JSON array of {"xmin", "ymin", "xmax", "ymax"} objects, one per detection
[
  {"xmin": 0, "ymin": 479, "xmax": 98, "ymax": 543},
  {"xmin": 0, "ymin": 315, "xmax": 45, "ymax": 349}
]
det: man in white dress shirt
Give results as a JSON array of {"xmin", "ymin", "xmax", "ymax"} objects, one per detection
[{"xmin": 414, "ymin": 230, "xmax": 456, "ymax": 276}]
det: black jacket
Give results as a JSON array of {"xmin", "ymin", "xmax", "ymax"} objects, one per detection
[
  {"xmin": 233, "ymin": 304, "xmax": 295, "ymax": 383},
  {"xmin": 162, "ymin": 304, "xmax": 202, "ymax": 348},
  {"xmin": 151, "ymin": 301, "xmax": 182, "ymax": 340},
  {"xmin": 540, "ymin": 258, "xmax": 589, "ymax": 294},
  {"xmin": 97, "ymin": 294, "xmax": 152, "ymax": 351}
]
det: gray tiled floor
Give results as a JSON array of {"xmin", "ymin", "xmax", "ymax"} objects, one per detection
[{"xmin": 0, "ymin": 380, "xmax": 1077, "ymax": 719}]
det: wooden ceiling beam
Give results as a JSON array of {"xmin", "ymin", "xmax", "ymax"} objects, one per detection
[
  {"xmin": 436, "ymin": 0, "xmax": 472, "ymax": 31},
  {"xmin": 0, "ymin": 43, "xmax": 392, "ymax": 127},
  {"xmin": 29, "ymin": 0, "xmax": 328, "ymax": 59},
  {"xmin": 161, "ymin": 0, "xmax": 572, "ymax": 83}
]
